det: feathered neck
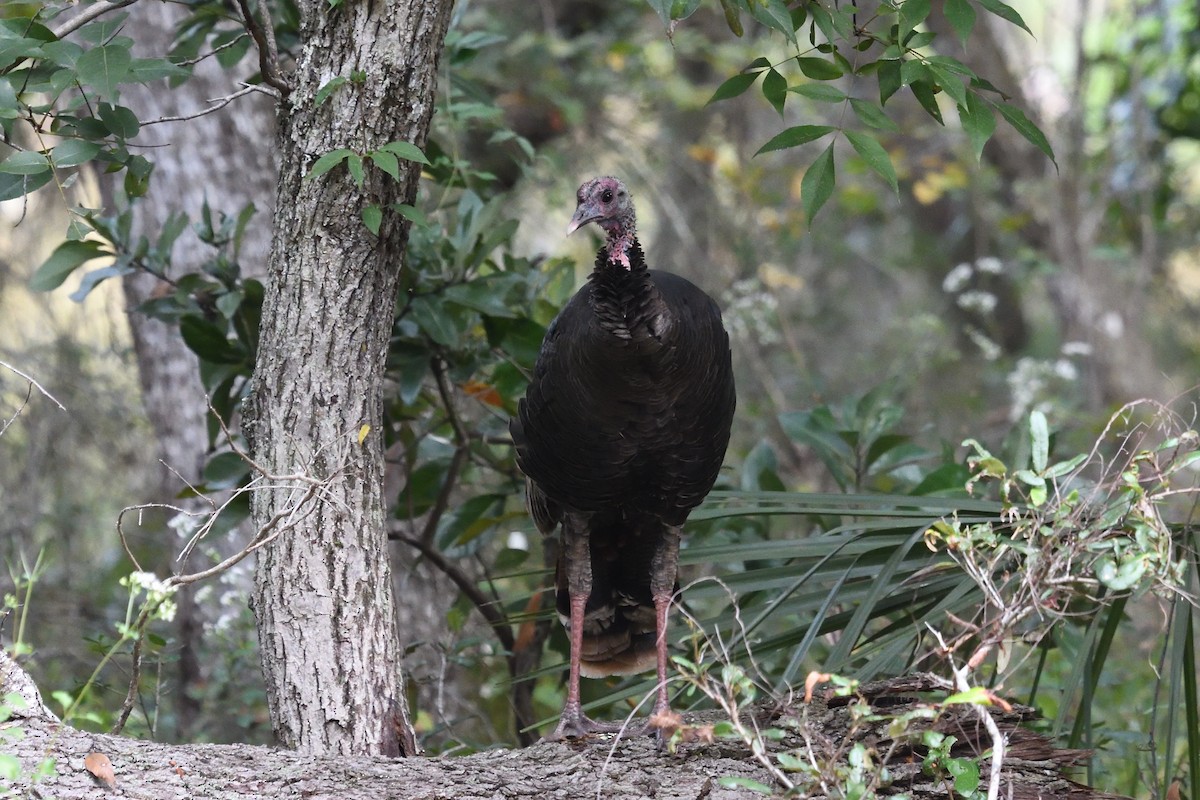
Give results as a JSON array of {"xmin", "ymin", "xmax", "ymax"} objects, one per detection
[
  {"xmin": 597, "ymin": 214, "xmax": 638, "ymax": 270},
  {"xmin": 593, "ymin": 236, "xmax": 646, "ymax": 275}
]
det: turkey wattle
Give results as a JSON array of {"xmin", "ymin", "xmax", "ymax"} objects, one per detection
[{"xmin": 511, "ymin": 176, "xmax": 736, "ymax": 739}]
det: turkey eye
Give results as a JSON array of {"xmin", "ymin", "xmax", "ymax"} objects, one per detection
[{"xmin": 601, "ymin": 189, "xmax": 614, "ymax": 203}]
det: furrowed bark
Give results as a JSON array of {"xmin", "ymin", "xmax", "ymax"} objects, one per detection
[{"xmin": 245, "ymin": 0, "xmax": 455, "ymax": 756}]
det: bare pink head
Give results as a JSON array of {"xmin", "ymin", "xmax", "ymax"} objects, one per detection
[{"xmin": 567, "ymin": 176, "xmax": 636, "ymax": 267}]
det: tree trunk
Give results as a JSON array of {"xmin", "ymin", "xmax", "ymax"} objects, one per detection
[{"xmin": 244, "ymin": 0, "xmax": 455, "ymax": 756}]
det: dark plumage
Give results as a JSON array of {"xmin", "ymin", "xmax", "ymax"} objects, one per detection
[{"xmin": 510, "ymin": 176, "xmax": 736, "ymax": 739}]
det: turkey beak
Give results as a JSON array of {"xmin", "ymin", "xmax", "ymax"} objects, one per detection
[{"xmin": 566, "ymin": 203, "xmax": 599, "ymax": 236}]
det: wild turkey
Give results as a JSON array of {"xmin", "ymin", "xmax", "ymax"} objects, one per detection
[{"xmin": 511, "ymin": 176, "xmax": 736, "ymax": 739}]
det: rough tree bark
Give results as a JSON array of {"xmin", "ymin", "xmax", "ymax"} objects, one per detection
[
  {"xmin": 242, "ymin": 0, "xmax": 455, "ymax": 756},
  {"xmin": 2, "ymin": 656, "xmax": 1124, "ymax": 799}
]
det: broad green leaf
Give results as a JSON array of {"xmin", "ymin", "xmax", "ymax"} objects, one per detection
[
  {"xmin": 98, "ymin": 103, "xmax": 140, "ymax": 139},
  {"xmin": 789, "ymin": 83, "xmax": 846, "ymax": 103},
  {"xmin": 1030, "ymin": 409, "xmax": 1049, "ymax": 473},
  {"xmin": 801, "ymin": 141, "xmax": 836, "ymax": 222},
  {"xmin": 707, "ymin": 71, "xmax": 759, "ymax": 104},
  {"xmin": 1043, "ymin": 453, "xmax": 1087, "ymax": 479},
  {"xmin": 30, "ymin": 240, "xmax": 109, "ymax": 291},
  {"xmin": 762, "ymin": 68, "xmax": 786, "ymax": 115},
  {"xmin": 899, "ymin": 0, "xmax": 932, "ymax": 41},
  {"xmin": 306, "ymin": 148, "xmax": 353, "ymax": 179},
  {"xmin": 408, "ymin": 295, "xmax": 464, "ymax": 347},
  {"xmin": 958, "ymin": 93, "xmax": 996, "ymax": 160},
  {"xmin": 51, "ymin": 139, "xmax": 101, "ymax": 168},
  {"xmin": 928, "ymin": 65, "xmax": 968, "ymax": 106},
  {"xmin": 910, "ymin": 79, "xmax": 944, "ymax": 125},
  {"xmin": 995, "ymin": 101, "xmax": 1057, "ymax": 167},
  {"xmin": 202, "ymin": 452, "xmax": 249, "ymax": 490},
  {"xmin": 0, "ymin": 171, "xmax": 52, "ymax": 201},
  {"xmin": 718, "ymin": 0, "xmax": 744, "ymax": 37},
  {"xmin": 369, "ymin": 150, "xmax": 401, "ymax": 181},
  {"xmin": 69, "ymin": 265, "xmax": 127, "ymax": 302},
  {"xmin": 756, "ymin": 124, "xmax": 835, "ymax": 155},
  {"xmin": 314, "ymin": 75, "xmax": 348, "ymax": 106},
  {"xmin": 76, "ymin": 44, "xmax": 132, "ymax": 99},
  {"xmin": 378, "ymin": 140, "xmax": 430, "ymax": 165},
  {"xmin": 797, "ymin": 56, "xmax": 843, "ymax": 81},
  {"xmin": 0, "ymin": 150, "xmax": 50, "ymax": 175},
  {"xmin": 977, "ymin": 0, "xmax": 1032, "ymax": 35},
  {"xmin": 128, "ymin": 57, "xmax": 190, "ymax": 83},
  {"xmin": 850, "ymin": 98, "xmax": 900, "ymax": 132},
  {"xmin": 362, "ymin": 204, "xmax": 382, "ymax": 235},
  {"xmin": 347, "ymin": 153, "xmax": 364, "ymax": 187},
  {"xmin": 878, "ymin": 59, "xmax": 902, "ymax": 105},
  {"xmin": 748, "ymin": 0, "xmax": 797, "ymax": 45},
  {"xmin": 845, "ymin": 130, "xmax": 898, "ymax": 194},
  {"xmin": 393, "ymin": 203, "xmax": 429, "ymax": 227},
  {"xmin": 180, "ymin": 315, "xmax": 246, "ymax": 364}
]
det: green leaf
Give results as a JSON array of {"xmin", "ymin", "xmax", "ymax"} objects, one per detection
[
  {"xmin": 995, "ymin": 101, "xmax": 1057, "ymax": 167},
  {"xmin": 408, "ymin": 295, "xmax": 464, "ymax": 347},
  {"xmin": 718, "ymin": 0, "xmax": 744, "ymax": 36},
  {"xmin": 393, "ymin": 203, "xmax": 429, "ymax": 227},
  {"xmin": 51, "ymin": 139, "xmax": 101, "ymax": 168},
  {"xmin": 128, "ymin": 56, "xmax": 190, "ymax": 83},
  {"xmin": 0, "ymin": 150, "xmax": 50, "ymax": 175},
  {"xmin": 977, "ymin": 0, "xmax": 1032, "ymax": 35},
  {"xmin": 180, "ymin": 315, "xmax": 246, "ymax": 364},
  {"xmin": 756, "ymin": 124, "xmax": 835, "ymax": 155},
  {"xmin": 202, "ymin": 452, "xmax": 249, "ymax": 490},
  {"xmin": 347, "ymin": 153, "xmax": 364, "ymax": 187},
  {"xmin": 362, "ymin": 204, "xmax": 382, "ymax": 235},
  {"xmin": 850, "ymin": 98, "xmax": 900, "ymax": 132},
  {"xmin": 789, "ymin": 83, "xmax": 846, "ymax": 103},
  {"xmin": 899, "ymin": 0, "xmax": 932, "ymax": 39},
  {"xmin": 878, "ymin": 59, "xmax": 902, "ymax": 105},
  {"xmin": 30, "ymin": 240, "xmax": 109, "ymax": 291},
  {"xmin": 370, "ymin": 150, "xmax": 401, "ymax": 181},
  {"xmin": 944, "ymin": 0, "xmax": 976, "ymax": 44},
  {"xmin": 910, "ymin": 79, "xmax": 945, "ymax": 125},
  {"xmin": 797, "ymin": 56, "xmax": 843, "ymax": 81},
  {"xmin": 98, "ymin": 103, "xmax": 140, "ymax": 139},
  {"xmin": 708, "ymin": 71, "xmax": 760, "ymax": 104},
  {"xmin": 762, "ymin": 68, "xmax": 787, "ymax": 115},
  {"xmin": 958, "ymin": 93, "xmax": 996, "ymax": 160},
  {"xmin": 845, "ymin": 130, "xmax": 898, "ymax": 194},
  {"xmin": 75, "ymin": 44, "xmax": 132, "ymax": 99},
  {"xmin": 801, "ymin": 141, "xmax": 836, "ymax": 222},
  {"xmin": 315, "ymin": 75, "xmax": 348, "ymax": 107},
  {"xmin": 306, "ymin": 148, "xmax": 353, "ymax": 179},
  {"xmin": 716, "ymin": 777, "xmax": 773, "ymax": 794},
  {"xmin": 1043, "ymin": 452, "xmax": 1087, "ymax": 480},
  {"xmin": 0, "ymin": 171, "xmax": 52, "ymax": 201},
  {"xmin": 378, "ymin": 140, "xmax": 430, "ymax": 165},
  {"xmin": 1029, "ymin": 409, "xmax": 1049, "ymax": 473}
]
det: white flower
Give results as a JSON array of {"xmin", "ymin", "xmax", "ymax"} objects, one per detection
[
  {"xmin": 942, "ymin": 262, "xmax": 973, "ymax": 293},
  {"xmin": 956, "ymin": 290, "xmax": 998, "ymax": 315},
  {"xmin": 1061, "ymin": 341, "xmax": 1092, "ymax": 357},
  {"xmin": 975, "ymin": 256, "xmax": 1004, "ymax": 274}
]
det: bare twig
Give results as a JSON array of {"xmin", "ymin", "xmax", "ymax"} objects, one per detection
[
  {"xmin": 142, "ymin": 85, "xmax": 277, "ymax": 127},
  {"xmin": 50, "ymin": 0, "xmax": 139, "ymax": 39},
  {"xmin": 0, "ymin": 359, "xmax": 66, "ymax": 410},
  {"xmin": 234, "ymin": 0, "xmax": 292, "ymax": 95}
]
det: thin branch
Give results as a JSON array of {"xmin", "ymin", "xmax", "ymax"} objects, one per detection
[
  {"xmin": 234, "ymin": 0, "xmax": 292, "ymax": 95},
  {"xmin": 141, "ymin": 85, "xmax": 277, "ymax": 127},
  {"xmin": 420, "ymin": 357, "xmax": 470, "ymax": 547},
  {"xmin": 0, "ymin": 359, "xmax": 66, "ymax": 410},
  {"xmin": 174, "ymin": 32, "xmax": 252, "ymax": 67},
  {"xmin": 50, "ymin": 0, "xmax": 139, "ymax": 39},
  {"xmin": 392, "ymin": 529, "xmax": 514, "ymax": 654}
]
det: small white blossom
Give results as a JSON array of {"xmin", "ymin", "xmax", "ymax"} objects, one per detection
[
  {"xmin": 1061, "ymin": 341, "xmax": 1092, "ymax": 357},
  {"xmin": 942, "ymin": 262, "xmax": 973, "ymax": 293},
  {"xmin": 966, "ymin": 328, "xmax": 1001, "ymax": 361},
  {"xmin": 1054, "ymin": 358, "xmax": 1078, "ymax": 381},
  {"xmin": 975, "ymin": 256, "xmax": 1004, "ymax": 274},
  {"xmin": 507, "ymin": 531, "xmax": 529, "ymax": 551},
  {"xmin": 956, "ymin": 290, "xmax": 998, "ymax": 315}
]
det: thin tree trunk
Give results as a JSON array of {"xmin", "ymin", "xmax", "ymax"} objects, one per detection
[{"xmin": 245, "ymin": 0, "xmax": 455, "ymax": 756}]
